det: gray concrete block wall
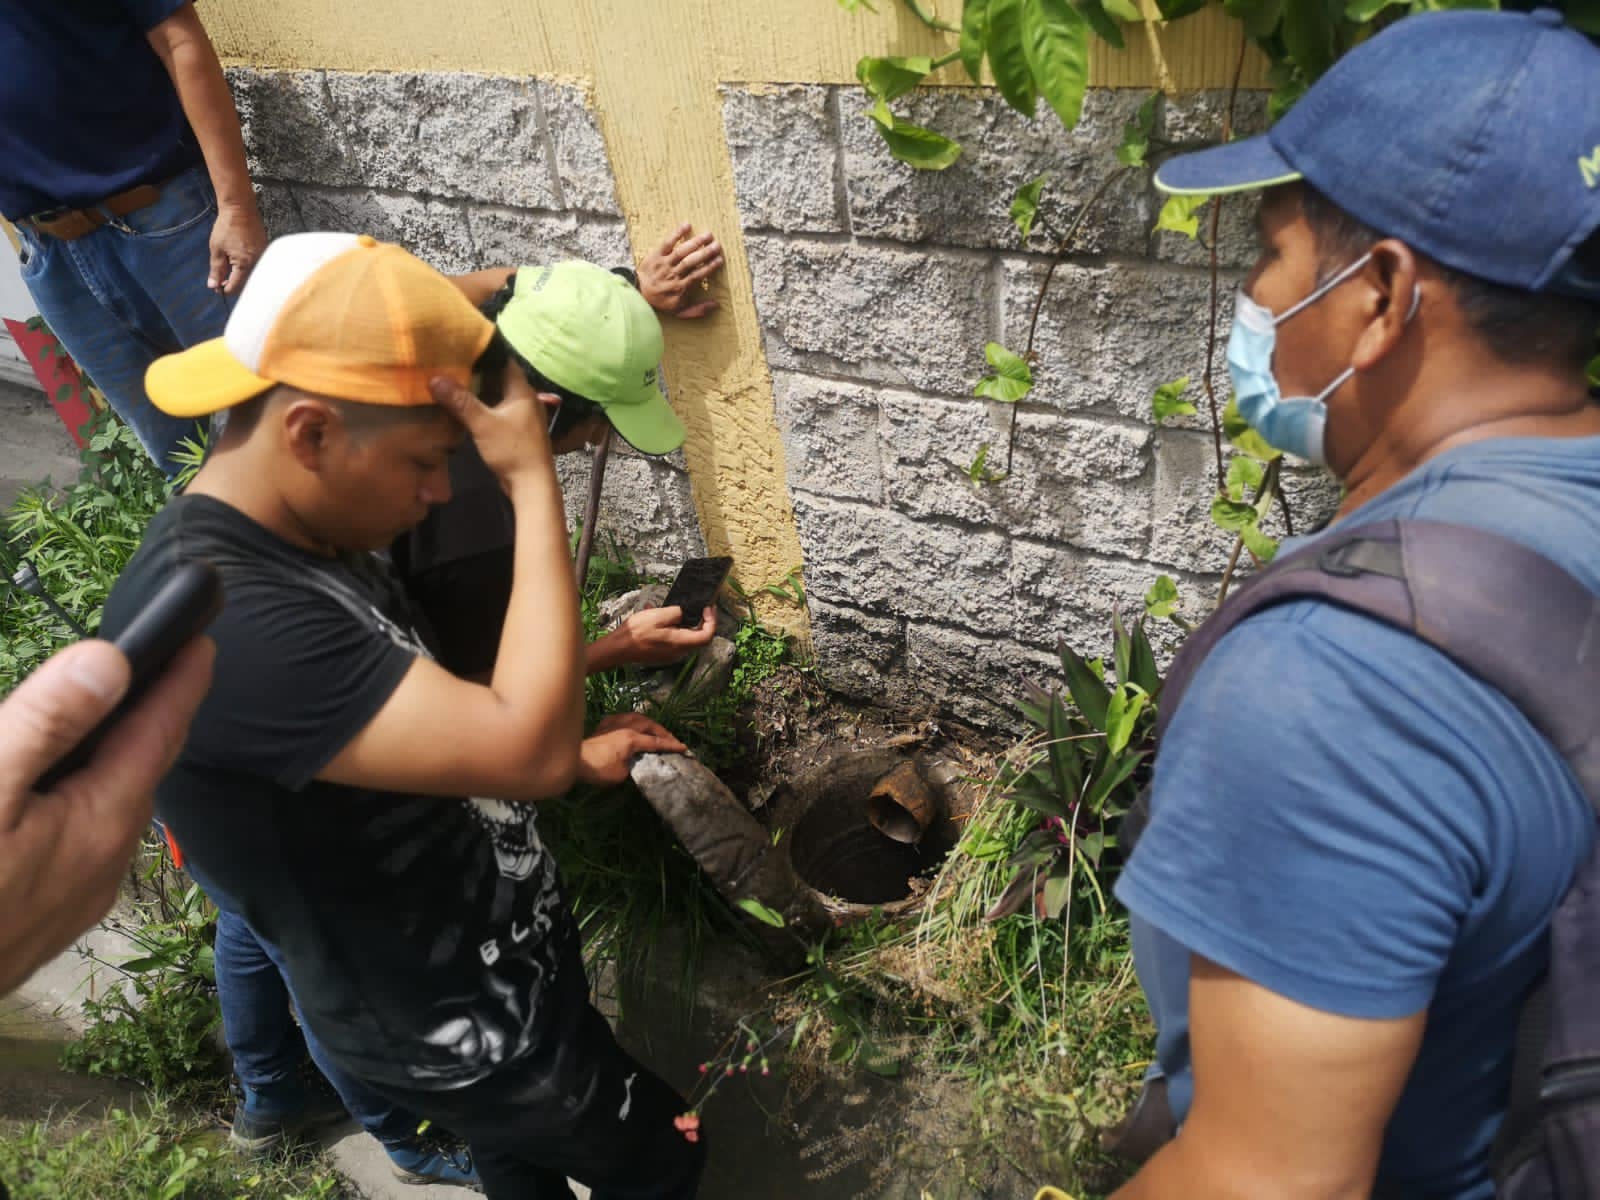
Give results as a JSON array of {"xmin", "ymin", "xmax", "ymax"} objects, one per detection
[
  {"xmin": 229, "ymin": 67, "xmax": 702, "ymax": 573},
  {"xmin": 726, "ymin": 84, "xmax": 1328, "ymax": 728}
]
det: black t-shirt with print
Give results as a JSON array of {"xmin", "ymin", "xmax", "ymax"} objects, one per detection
[{"xmin": 99, "ymin": 494, "xmax": 573, "ymax": 1090}]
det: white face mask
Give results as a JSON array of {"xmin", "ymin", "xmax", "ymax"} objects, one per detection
[{"xmin": 1227, "ymin": 253, "xmax": 1417, "ymax": 465}]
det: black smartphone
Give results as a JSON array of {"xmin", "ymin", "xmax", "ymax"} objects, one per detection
[
  {"xmin": 662, "ymin": 556, "xmax": 734, "ymax": 629},
  {"xmin": 33, "ymin": 561, "xmax": 224, "ymax": 793}
]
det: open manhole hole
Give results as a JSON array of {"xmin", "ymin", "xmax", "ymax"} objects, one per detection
[{"xmin": 787, "ymin": 756, "xmax": 960, "ymax": 912}]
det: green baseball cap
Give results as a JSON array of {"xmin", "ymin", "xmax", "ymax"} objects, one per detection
[{"xmin": 495, "ymin": 261, "xmax": 686, "ymax": 456}]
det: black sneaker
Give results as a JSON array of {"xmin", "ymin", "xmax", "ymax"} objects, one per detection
[{"xmin": 228, "ymin": 1090, "xmax": 348, "ymax": 1156}]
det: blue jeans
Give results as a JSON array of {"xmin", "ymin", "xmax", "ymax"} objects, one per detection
[
  {"xmin": 184, "ymin": 859, "xmax": 419, "ymax": 1147},
  {"xmin": 13, "ymin": 166, "xmax": 228, "ymax": 474}
]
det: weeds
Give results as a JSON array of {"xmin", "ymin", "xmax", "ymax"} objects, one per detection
[
  {"xmin": 61, "ymin": 883, "xmax": 225, "ymax": 1098},
  {"xmin": 0, "ymin": 1097, "xmax": 349, "ymax": 1200}
]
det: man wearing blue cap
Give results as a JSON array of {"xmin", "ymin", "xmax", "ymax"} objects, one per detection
[{"xmin": 1109, "ymin": 10, "xmax": 1600, "ymax": 1198}]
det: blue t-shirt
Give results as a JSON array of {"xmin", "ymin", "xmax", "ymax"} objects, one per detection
[
  {"xmin": 0, "ymin": 1, "xmax": 199, "ymax": 218},
  {"xmin": 1115, "ymin": 436, "xmax": 1600, "ymax": 1199}
]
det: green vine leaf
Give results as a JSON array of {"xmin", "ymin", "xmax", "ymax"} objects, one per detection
[
  {"xmin": 1151, "ymin": 376, "xmax": 1195, "ymax": 423},
  {"xmin": 1116, "ymin": 92, "xmax": 1159, "ymax": 167},
  {"xmin": 986, "ymin": 0, "xmax": 1038, "ymax": 116},
  {"xmin": 975, "ymin": 341, "xmax": 1034, "ymax": 403},
  {"xmin": 1225, "ymin": 0, "xmax": 1286, "ymax": 39},
  {"xmin": 1225, "ymin": 454, "xmax": 1265, "ymax": 500},
  {"xmin": 857, "ymin": 55, "xmax": 935, "ymax": 102},
  {"xmin": 1155, "ymin": 193, "xmax": 1209, "ymax": 239},
  {"xmin": 1588, "ymin": 352, "xmax": 1600, "ymax": 390},
  {"xmin": 1342, "ymin": 0, "xmax": 1398, "ymax": 21},
  {"xmin": 1075, "ymin": 0, "xmax": 1127, "ymax": 48},
  {"xmin": 1102, "ymin": 0, "xmax": 1143, "ymax": 19},
  {"xmin": 837, "ymin": 0, "xmax": 880, "ymax": 11},
  {"xmin": 1145, "ymin": 575, "xmax": 1180, "ymax": 620},
  {"xmin": 1010, "ymin": 173, "xmax": 1049, "ymax": 240},
  {"xmin": 1154, "ymin": 0, "xmax": 1209, "ymax": 18},
  {"xmin": 866, "ymin": 100, "xmax": 965, "ymax": 170},
  {"xmin": 1022, "ymin": 0, "xmax": 1092, "ymax": 130},
  {"xmin": 966, "ymin": 442, "xmax": 1010, "ymax": 486},
  {"xmin": 960, "ymin": 0, "xmax": 992, "ymax": 81},
  {"xmin": 1241, "ymin": 521, "xmax": 1280, "ymax": 563},
  {"xmin": 736, "ymin": 898, "xmax": 787, "ymax": 928},
  {"xmin": 1281, "ymin": 0, "xmax": 1338, "ymax": 81},
  {"xmin": 1210, "ymin": 495, "xmax": 1259, "ymax": 532},
  {"xmin": 1222, "ymin": 395, "xmax": 1284, "ymax": 461}
]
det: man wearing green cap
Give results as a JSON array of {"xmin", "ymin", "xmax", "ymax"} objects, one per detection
[{"xmin": 396, "ymin": 225, "xmax": 726, "ymax": 681}]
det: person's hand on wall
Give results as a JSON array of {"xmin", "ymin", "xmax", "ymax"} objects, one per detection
[
  {"xmin": 0, "ymin": 637, "xmax": 214, "ymax": 995},
  {"xmin": 578, "ymin": 713, "xmax": 687, "ymax": 787},
  {"xmin": 208, "ymin": 201, "xmax": 268, "ymax": 294},
  {"xmin": 587, "ymin": 606, "xmax": 716, "ymax": 674},
  {"xmin": 638, "ymin": 223, "xmax": 724, "ymax": 319}
]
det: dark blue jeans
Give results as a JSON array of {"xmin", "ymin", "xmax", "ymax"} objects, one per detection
[
  {"xmin": 184, "ymin": 859, "xmax": 419, "ymax": 1147},
  {"xmin": 12, "ymin": 165, "xmax": 226, "ymax": 474}
]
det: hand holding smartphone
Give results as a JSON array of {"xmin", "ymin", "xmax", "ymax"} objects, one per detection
[{"xmin": 662, "ymin": 556, "xmax": 733, "ymax": 629}]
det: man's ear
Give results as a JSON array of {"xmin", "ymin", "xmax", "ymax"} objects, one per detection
[
  {"xmin": 1352, "ymin": 239, "xmax": 1421, "ymax": 371},
  {"xmin": 281, "ymin": 396, "xmax": 337, "ymax": 472}
]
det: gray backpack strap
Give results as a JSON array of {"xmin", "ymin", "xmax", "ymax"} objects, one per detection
[
  {"xmin": 1117, "ymin": 518, "xmax": 1600, "ymax": 1194},
  {"xmin": 1154, "ymin": 519, "xmax": 1600, "ymax": 798}
]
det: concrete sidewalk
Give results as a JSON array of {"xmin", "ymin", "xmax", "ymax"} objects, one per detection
[{"xmin": 0, "ymin": 378, "xmax": 82, "ymax": 508}]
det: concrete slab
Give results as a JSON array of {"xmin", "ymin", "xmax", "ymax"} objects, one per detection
[
  {"xmin": 322, "ymin": 1125, "xmax": 589, "ymax": 1199},
  {"xmin": 0, "ymin": 378, "xmax": 81, "ymax": 509}
]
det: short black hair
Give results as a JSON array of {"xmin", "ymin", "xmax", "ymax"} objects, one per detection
[
  {"xmin": 474, "ymin": 272, "xmax": 604, "ymax": 441},
  {"xmin": 1298, "ymin": 184, "xmax": 1600, "ymax": 370}
]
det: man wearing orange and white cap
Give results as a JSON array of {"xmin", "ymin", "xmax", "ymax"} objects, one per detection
[{"xmin": 99, "ymin": 232, "xmax": 705, "ymax": 1198}]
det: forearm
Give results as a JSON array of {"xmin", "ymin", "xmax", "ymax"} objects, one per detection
[
  {"xmin": 451, "ymin": 268, "xmax": 516, "ymax": 307},
  {"xmin": 585, "ymin": 630, "xmax": 631, "ymax": 675},
  {"xmin": 1112, "ymin": 1136, "xmax": 1370, "ymax": 1200},
  {"xmin": 495, "ymin": 461, "xmax": 586, "ymax": 760},
  {"xmin": 150, "ymin": 7, "xmax": 257, "ymax": 212}
]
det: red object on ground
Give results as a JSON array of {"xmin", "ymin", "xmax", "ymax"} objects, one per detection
[{"xmin": 4, "ymin": 318, "xmax": 100, "ymax": 448}]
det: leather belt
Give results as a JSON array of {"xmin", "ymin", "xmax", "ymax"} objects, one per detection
[{"xmin": 19, "ymin": 183, "xmax": 163, "ymax": 242}]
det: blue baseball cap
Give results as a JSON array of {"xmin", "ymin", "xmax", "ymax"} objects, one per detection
[{"xmin": 1155, "ymin": 9, "xmax": 1600, "ymax": 302}]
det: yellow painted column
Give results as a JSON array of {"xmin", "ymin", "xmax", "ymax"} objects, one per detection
[{"xmin": 571, "ymin": 0, "xmax": 808, "ymax": 632}]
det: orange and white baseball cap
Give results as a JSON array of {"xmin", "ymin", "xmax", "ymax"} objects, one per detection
[{"xmin": 147, "ymin": 232, "xmax": 495, "ymax": 418}]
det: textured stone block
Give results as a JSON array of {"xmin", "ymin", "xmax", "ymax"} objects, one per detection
[
  {"xmin": 1002, "ymin": 258, "xmax": 1238, "ymax": 421},
  {"xmin": 556, "ymin": 449, "xmax": 705, "ymax": 577},
  {"xmin": 771, "ymin": 372, "xmax": 883, "ymax": 503},
  {"xmin": 789, "ymin": 492, "xmax": 1009, "ymax": 632},
  {"xmin": 468, "ymin": 207, "xmax": 633, "ymax": 270},
  {"xmin": 1151, "ymin": 192, "xmax": 1260, "ymax": 272},
  {"xmin": 806, "ymin": 599, "xmax": 907, "ymax": 705},
  {"xmin": 1160, "ymin": 89, "xmax": 1271, "ymax": 147},
  {"xmin": 902, "ymin": 621, "xmax": 1056, "ymax": 729},
  {"xmin": 541, "ymin": 83, "xmax": 623, "ymax": 216},
  {"xmin": 722, "ymin": 85, "xmax": 845, "ymax": 233},
  {"xmin": 1278, "ymin": 464, "xmax": 1342, "ymax": 534},
  {"xmin": 879, "ymin": 395, "xmax": 1153, "ymax": 556},
  {"xmin": 841, "ymin": 87, "xmax": 1154, "ymax": 255},
  {"xmin": 1146, "ymin": 429, "xmax": 1237, "ymax": 574},
  {"xmin": 292, "ymin": 188, "xmax": 477, "ymax": 274},
  {"xmin": 254, "ymin": 183, "xmax": 304, "ymax": 239},
  {"xmin": 1007, "ymin": 538, "xmax": 1158, "ymax": 635},
  {"xmin": 229, "ymin": 68, "xmax": 358, "ymax": 187},
  {"xmin": 745, "ymin": 235, "xmax": 993, "ymax": 395},
  {"xmin": 323, "ymin": 71, "xmax": 559, "ymax": 210}
]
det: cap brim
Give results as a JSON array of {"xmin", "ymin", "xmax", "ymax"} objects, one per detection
[
  {"xmin": 1154, "ymin": 134, "xmax": 1304, "ymax": 197},
  {"xmin": 147, "ymin": 338, "xmax": 276, "ymax": 418},
  {"xmin": 603, "ymin": 386, "xmax": 686, "ymax": 456}
]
